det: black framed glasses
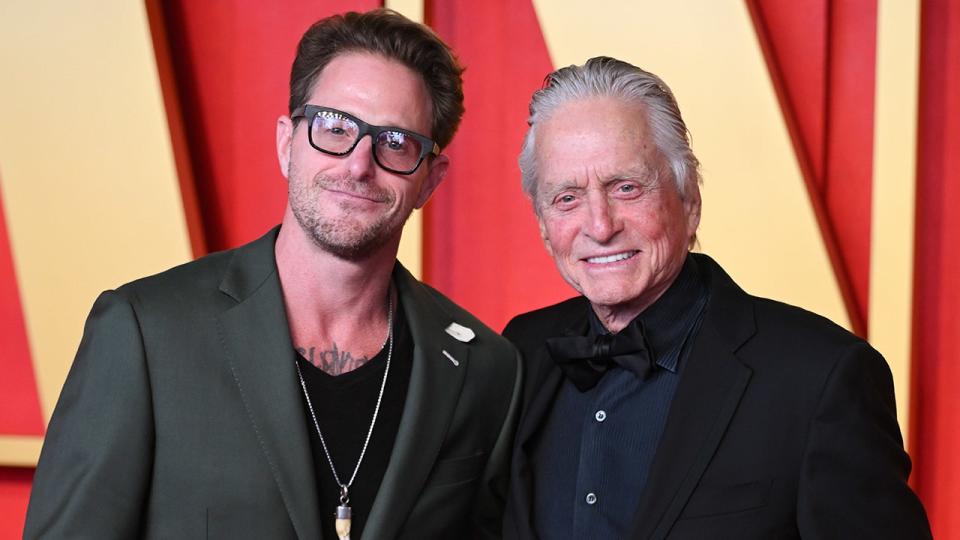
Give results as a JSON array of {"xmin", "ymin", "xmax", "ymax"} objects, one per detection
[{"xmin": 291, "ymin": 105, "xmax": 439, "ymax": 175}]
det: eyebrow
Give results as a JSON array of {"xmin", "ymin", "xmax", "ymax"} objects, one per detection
[
  {"xmin": 540, "ymin": 165, "xmax": 659, "ymax": 199},
  {"xmin": 539, "ymin": 181, "xmax": 583, "ymax": 202}
]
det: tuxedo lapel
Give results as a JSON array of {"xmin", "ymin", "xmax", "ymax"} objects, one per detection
[
  {"xmin": 509, "ymin": 353, "xmax": 563, "ymax": 539},
  {"xmin": 508, "ymin": 302, "xmax": 588, "ymax": 539},
  {"xmin": 214, "ymin": 228, "xmax": 321, "ymax": 540},
  {"xmin": 629, "ymin": 256, "xmax": 756, "ymax": 540},
  {"xmin": 364, "ymin": 264, "xmax": 471, "ymax": 538}
]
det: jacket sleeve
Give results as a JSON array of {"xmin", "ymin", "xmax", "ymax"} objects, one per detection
[
  {"xmin": 796, "ymin": 342, "xmax": 931, "ymax": 538},
  {"xmin": 471, "ymin": 347, "xmax": 524, "ymax": 540},
  {"xmin": 24, "ymin": 290, "xmax": 154, "ymax": 539}
]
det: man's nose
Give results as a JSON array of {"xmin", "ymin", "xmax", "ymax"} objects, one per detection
[
  {"xmin": 585, "ymin": 194, "xmax": 620, "ymax": 243},
  {"xmin": 345, "ymin": 135, "xmax": 377, "ymax": 180}
]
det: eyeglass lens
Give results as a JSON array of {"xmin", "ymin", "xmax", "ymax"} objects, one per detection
[{"xmin": 311, "ymin": 110, "xmax": 424, "ymax": 173}]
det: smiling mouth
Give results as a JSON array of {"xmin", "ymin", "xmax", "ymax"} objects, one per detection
[
  {"xmin": 325, "ymin": 187, "xmax": 386, "ymax": 203},
  {"xmin": 585, "ymin": 250, "xmax": 639, "ymax": 264}
]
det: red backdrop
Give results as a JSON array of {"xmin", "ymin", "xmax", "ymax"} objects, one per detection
[
  {"xmin": 424, "ymin": 0, "xmax": 573, "ymax": 332},
  {"xmin": 3, "ymin": 1, "xmax": 958, "ymax": 538},
  {"xmin": 158, "ymin": 0, "xmax": 380, "ymax": 253},
  {"xmin": 0, "ymin": 186, "xmax": 43, "ymax": 438},
  {"xmin": 0, "ymin": 183, "xmax": 43, "ymax": 540},
  {"xmin": 746, "ymin": 0, "xmax": 878, "ymax": 338},
  {"xmin": 912, "ymin": 0, "xmax": 960, "ymax": 537}
]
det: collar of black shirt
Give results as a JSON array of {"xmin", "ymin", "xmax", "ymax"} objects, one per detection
[{"xmin": 586, "ymin": 254, "xmax": 709, "ymax": 374}]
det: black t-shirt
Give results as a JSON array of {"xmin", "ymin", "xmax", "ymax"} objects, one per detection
[{"xmin": 294, "ymin": 301, "xmax": 412, "ymax": 539}]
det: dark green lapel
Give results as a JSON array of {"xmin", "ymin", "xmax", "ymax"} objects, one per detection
[
  {"xmin": 214, "ymin": 227, "xmax": 321, "ymax": 540},
  {"xmin": 629, "ymin": 255, "xmax": 755, "ymax": 540},
  {"xmin": 364, "ymin": 264, "xmax": 472, "ymax": 538}
]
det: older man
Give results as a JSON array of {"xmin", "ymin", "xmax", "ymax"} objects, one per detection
[
  {"xmin": 25, "ymin": 10, "xmax": 520, "ymax": 539},
  {"xmin": 502, "ymin": 57, "xmax": 929, "ymax": 539}
]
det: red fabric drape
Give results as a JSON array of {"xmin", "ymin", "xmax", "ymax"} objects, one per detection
[
  {"xmin": 0, "ymin": 185, "xmax": 43, "ymax": 436},
  {"xmin": 425, "ymin": 0, "xmax": 571, "ymax": 332},
  {"xmin": 159, "ymin": 0, "xmax": 380, "ymax": 253},
  {"xmin": 0, "ymin": 468, "xmax": 33, "ymax": 539},
  {"xmin": 912, "ymin": 0, "xmax": 960, "ymax": 536},
  {"xmin": 746, "ymin": 0, "xmax": 878, "ymax": 337}
]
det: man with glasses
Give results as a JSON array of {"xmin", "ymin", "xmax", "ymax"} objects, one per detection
[
  {"xmin": 26, "ymin": 10, "xmax": 520, "ymax": 539},
  {"xmin": 502, "ymin": 57, "xmax": 929, "ymax": 539}
]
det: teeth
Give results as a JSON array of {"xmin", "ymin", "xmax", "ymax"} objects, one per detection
[{"xmin": 587, "ymin": 251, "xmax": 637, "ymax": 264}]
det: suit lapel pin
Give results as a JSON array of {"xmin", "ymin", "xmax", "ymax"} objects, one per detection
[
  {"xmin": 445, "ymin": 322, "xmax": 475, "ymax": 343},
  {"xmin": 442, "ymin": 350, "xmax": 460, "ymax": 367}
]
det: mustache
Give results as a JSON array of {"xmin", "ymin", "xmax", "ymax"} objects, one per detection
[{"xmin": 314, "ymin": 173, "xmax": 392, "ymax": 203}]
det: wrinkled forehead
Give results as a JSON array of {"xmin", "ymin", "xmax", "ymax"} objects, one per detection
[
  {"xmin": 535, "ymin": 102, "xmax": 664, "ymax": 179},
  {"xmin": 307, "ymin": 52, "xmax": 434, "ymax": 134}
]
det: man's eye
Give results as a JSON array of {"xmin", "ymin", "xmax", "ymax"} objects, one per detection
[
  {"xmin": 555, "ymin": 194, "xmax": 576, "ymax": 206},
  {"xmin": 317, "ymin": 114, "xmax": 354, "ymax": 136},
  {"xmin": 381, "ymin": 132, "xmax": 411, "ymax": 153},
  {"xmin": 613, "ymin": 182, "xmax": 644, "ymax": 197}
]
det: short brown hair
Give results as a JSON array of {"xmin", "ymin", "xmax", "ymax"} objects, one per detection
[{"xmin": 289, "ymin": 9, "xmax": 465, "ymax": 149}]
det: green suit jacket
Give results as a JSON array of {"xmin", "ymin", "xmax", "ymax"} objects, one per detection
[{"xmin": 25, "ymin": 227, "xmax": 522, "ymax": 539}]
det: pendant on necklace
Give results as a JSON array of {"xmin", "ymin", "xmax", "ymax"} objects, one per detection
[
  {"xmin": 335, "ymin": 485, "xmax": 352, "ymax": 540},
  {"xmin": 335, "ymin": 504, "xmax": 351, "ymax": 540}
]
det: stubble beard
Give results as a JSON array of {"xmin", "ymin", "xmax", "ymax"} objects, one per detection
[{"xmin": 288, "ymin": 165, "xmax": 408, "ymax": 261}]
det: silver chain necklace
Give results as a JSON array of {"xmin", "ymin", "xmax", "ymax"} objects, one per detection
[{"xmin": 294, "ymin": 293, "xmax": 393, "ymax": 540}]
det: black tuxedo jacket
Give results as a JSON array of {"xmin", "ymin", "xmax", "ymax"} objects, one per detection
[
  {"xmin": 25, "ymin": 227, "xmax": 522, "ymax": 539},
  {"xmin": 502, "ymin": 254, "xmax": 929, "ymax": 539}
]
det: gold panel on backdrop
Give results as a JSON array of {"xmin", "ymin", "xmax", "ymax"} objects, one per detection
[
  {"xmin": 0, "ymin": 1, "xmax": 192, "ymax": 464},
  {"xmin": 870, "ymin": 0, "xmax": 920, "ymax": 441}
]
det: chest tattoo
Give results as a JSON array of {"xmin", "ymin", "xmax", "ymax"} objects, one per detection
[{"xmin": 297, "ymin": 343, "xmax": 370, "ymax": 376}]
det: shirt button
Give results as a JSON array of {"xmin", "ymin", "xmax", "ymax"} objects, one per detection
[
  {"xmin": 585, "ymin": 492, "xmax": 598, "ymax": 505},
  {"xmin": 595, "ymin": 410, "xmax": 607, "ymax": 422}
]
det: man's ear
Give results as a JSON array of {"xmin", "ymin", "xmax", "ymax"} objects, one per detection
[
  {"xmin": 414, "ymin": 154, "xmax": 449, "ymax": 209},
  {"xmin": 276, "ymin": 115, "xmax": 294, "ymax": 179},
  {"xmin": 684, "ymin": 181, "xmax": 702, "ymax": 238}
]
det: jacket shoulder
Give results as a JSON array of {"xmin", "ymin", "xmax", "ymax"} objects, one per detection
[
  {"xmin": 502, "ymin": 296, "xmax": 587, "ymax": 356},
  {"xmin": 115, "ymin": 226, "xmax": 279, "ymax": 305},
  {"xmin": 703, "ymin": 262, "xmax": 879, "ymax": 384},
  {"xmin": 749, "ymin": 295, "xmax": 868, "ymax": 354},
  {"xmin": 112, "ymin": 247, "xmax": 236, "ymax": 309},
  {"xmin": 697, "ymin": 253, "xmax": 867, "ymax": 356},
  {"xmin": 413, "ymin": 279, "xmax": 517, "ymax": 358}
]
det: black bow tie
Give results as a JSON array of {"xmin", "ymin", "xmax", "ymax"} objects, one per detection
[{"xmin": 546, "ymin": 320, "xmax": 655, "ymax": 392}]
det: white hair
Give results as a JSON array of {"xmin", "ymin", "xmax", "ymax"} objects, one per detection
[{"xmin": 519, "ymin": 56, "xmax": 701, "ymax": 209}]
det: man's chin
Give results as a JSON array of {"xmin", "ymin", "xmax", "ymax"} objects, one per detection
[
  {"xmin": 581, "ymin": 285, "xmax": 644, "ymax": 311},
  {"xmin": 307, "ymin": 221, "xmax": 407, "ymax": 261},
  {"xmin": 310, "ymin": 232, "xmax": 384, "ymax": 260}
]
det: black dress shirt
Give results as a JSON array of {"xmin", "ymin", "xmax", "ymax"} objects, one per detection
[{"xmin": 531, "ymin": 255, "xmax": 709, "ymax": 539}]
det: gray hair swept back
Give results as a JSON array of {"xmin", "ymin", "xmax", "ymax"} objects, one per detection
[{"xmin": 518, "ymin": 56, "xmax": 701, "ymax": 207}]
